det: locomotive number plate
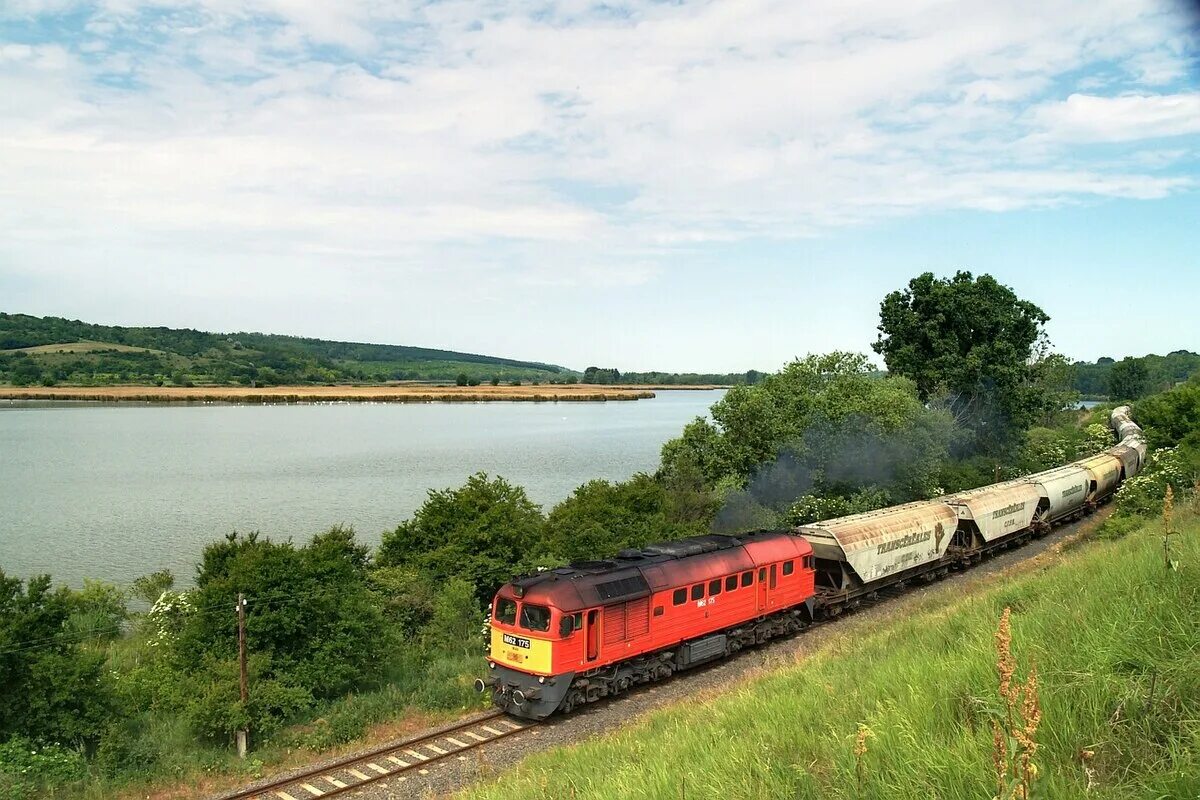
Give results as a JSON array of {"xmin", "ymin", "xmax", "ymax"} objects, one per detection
[{"xmin": 502, "ymin": 633, "xmax": 531, "ymax": 649}]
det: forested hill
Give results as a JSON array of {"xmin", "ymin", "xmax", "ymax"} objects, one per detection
[{"xmin": 0, "ymin": 313, "xmax": 573, "ymax": 386}]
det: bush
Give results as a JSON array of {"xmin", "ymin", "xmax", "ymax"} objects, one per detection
[
  {"xmin": 540, "ymin": 474, "xmax": 703, "ymax": 562},
  {"xmin": 184, "ymin": 656, "xmax": 313, "ymax": 742},
  {"xmin": 174, "ymin": 526, "xmax": 390, "ymax": 703},
  {"xmin": 377, "ymin": 474, "xmax": 544, "ymax": 601},
  {"xmin": 0, "ymin": 573, "xmax": 113, "ymax": 747},
  {"xmin": 0, "ymin": 737, "xmax": 86, "ymax": 800},
  {"xmin": 421, "ymin": 578, "xmax": 483, "ymax": 653},
  {"xmin": 64, "ymin": 580, "xmax": 128, "ymax": 643},
  {"xmin": 455, "ymin": 373, "xmax": 469, "ymax": 386}
]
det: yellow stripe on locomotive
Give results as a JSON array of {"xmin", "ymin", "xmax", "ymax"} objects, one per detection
[{"xmin": 489, "ymin": 626, "xmax": 554, "ymax": 674}]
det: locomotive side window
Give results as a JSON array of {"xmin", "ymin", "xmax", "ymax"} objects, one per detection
[
  {"xmin": 804, "ymin": 555, "xmax": 814, "ymax": 569},
  {"xmin": 496, "ymin": 598, "xmax": 517, "ymax": 625},
  {"xmin": 520, "ymin": 603, "xmax": 551, "ymax": 632},
  {"xmin": 672, "ymin": 588, "xmax": 687, "ymax": 605},
  {"xmin": 782, "ymin": 560, "xmax": 794, "ymax": 576},
  {"xmin": 725, "ymin": 575, "xmax": 737, "ymax": 592},
  {"xmin": 653, "ymin": 606, "xmax": 664, "ymax": 617},
  {"xmin": 708, "ymin": 579, "xmax": 721, "ymax": 596},
  {"xmin": 769, "ymin": 564, "xmax": 777, "ymax": 589},
  {"xmin": 573, "ymin": 612, "xmax": 583, "ymax": 630},
  {"xmin": 741, "ymin": 571, "xmax": 753, "ymax": 587},
  {"xmin": 691, "ymin": 584, "xmax": 704, "ymax": 601},
  {"xmin": 758, "ymin": 568, "xmax": 766, "ymax": 582}
]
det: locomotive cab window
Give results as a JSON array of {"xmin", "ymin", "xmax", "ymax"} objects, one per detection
[
  {"xmin": 653, "ymin": 606, "xmax": 664, "ymax": 617},
  {"xmin": 573, "ymin": 612, "xmax": 583, "ymax": 630},
  {"xmin": 691, "ymin": 584, "xmax": 704, "ymax": 601},
  {"xmin": 672, "ymin": 588, "xmax": 687, "ymax": 606},
  {"xmin": 804, "ymin": 555, "xmax": 814, "ymax": 569},
  {"xmin": 725, "ymin": 575, "xmax": 737, "ymax": 592},
  {"xmin": 741, "ymin": 571, "xmax": 753, "ymax": 587},
  {"xmin": 782, "ymin": 560, "xmax": 794, "ymax": 576},
  {"xmin": 496, "ymin": 598, "xmax": 517, "ymax": 625},
  {"xmin": 519, "ymin": 603, "xmax": 551, "ymax": 632},
  {"xmin": 708, "ymin": 579, "xmax": 721, "ymax": 596}
]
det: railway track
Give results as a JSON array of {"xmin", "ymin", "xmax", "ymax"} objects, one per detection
[{"xmin": 217, "ymin": 711, "xmax": 532, "ymax": 800}]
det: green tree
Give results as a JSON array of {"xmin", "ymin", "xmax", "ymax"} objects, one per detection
[
  {"xmin": 175, "ymin": 526, "xmax": 388, "ymax": 702},
  {"xmin": 873, "ymin": 271, "xmax": 1068, "ymax": 449},
  {"xmin": 0, "ymin": 572, "xmax": 113, "ymax": 746},
  {"xmin": 377, "ymin": 474, "xmax": 545, "ymax": 601},
  {"xmin": 1109, "ymin": 356, "xmax": 1150, "ymax": 400},
  {"xmin": 455, "ymin": 373, "xmax": 469, "ymax": 386}
]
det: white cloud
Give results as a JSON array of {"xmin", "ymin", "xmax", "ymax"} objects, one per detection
[
  {"xmin": 0, "ymin": 0, "xmax": 1197, "ymax": 350},
  {"xmin": 1032, "ymin": 92, "xmax": 1200, "ymax": 142}
]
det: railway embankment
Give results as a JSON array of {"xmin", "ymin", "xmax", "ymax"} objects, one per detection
[{"xmin": 457, "ymin": 508, "xmax": 1200, "ymax": 800}]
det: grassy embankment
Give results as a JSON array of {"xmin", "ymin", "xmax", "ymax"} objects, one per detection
[{"xmin": 462, "ymin": 510, "xmax": 1200, "ymax": 800}]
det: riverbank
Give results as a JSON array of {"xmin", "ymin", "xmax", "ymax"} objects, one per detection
[{"xmin": 0, "ymin": 384, "xmax": 662, "ymax": 403}]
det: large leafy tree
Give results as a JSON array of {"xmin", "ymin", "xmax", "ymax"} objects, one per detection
[
  {"xmin": 872, "ymin": 271, "xmax": 1073, "ymax": 450},
  {"xmin": 377, "ymin": 473, "xmax": 545, "ymax": 600}
]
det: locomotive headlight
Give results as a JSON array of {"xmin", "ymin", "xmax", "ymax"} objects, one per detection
[{"xmin": 538, "ymin": 676, "xmax": 545, "ymax": 684}]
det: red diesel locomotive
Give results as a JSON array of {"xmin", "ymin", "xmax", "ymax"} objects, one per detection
[{"xmin": 479, "ymin": 531, "xmax": 815, "ymax": 718}]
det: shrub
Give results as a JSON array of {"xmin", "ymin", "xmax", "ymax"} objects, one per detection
[
  {"xmin": 0, "ymin": 737, "xmax": 87, "ymax": 800},
  {"xmin": 377, "ymin": 474, "xmax": 544, "ymax": 602}
]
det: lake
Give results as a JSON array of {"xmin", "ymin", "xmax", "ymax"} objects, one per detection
[{"xmin": 0, "ymin": 390, "xmax": 723, "ymax": 587}]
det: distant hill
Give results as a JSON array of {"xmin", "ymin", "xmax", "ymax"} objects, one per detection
[{"xmin": 0, "ymin": 313, "xmax": 575, "ymax": 387}]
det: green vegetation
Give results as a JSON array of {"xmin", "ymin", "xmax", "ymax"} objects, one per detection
[
  {"xmin": 581, "ymin": 366, "xmax": 760, "ymax": 385},
  {"xmin": 0, "ymin": 313, "xmax": 573, "ymax": 386},
  {"xmin": 3, "ymin": 271, "xmax": 1197, "ymax": 798},
  {"xmin": 1072, "ymin": 350, "xmax": 1200, "ymax": 400},
  {"xmin": 873, "ymin": 271, "xmax": 1078, "ymax": 451},
  {"xmin": 462, "ymin": 507, "xmax": 1200, "ymax": 800}
]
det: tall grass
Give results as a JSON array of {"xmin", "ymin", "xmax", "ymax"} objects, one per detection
[{"xmin": 461, "ymin": 512, "xmax": 1200, "ymax": 800}]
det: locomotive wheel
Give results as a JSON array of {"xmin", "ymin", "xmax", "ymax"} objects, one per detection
[{"xmin": 561, "ymin": 689, "xmax": 583, "ymax": 715}]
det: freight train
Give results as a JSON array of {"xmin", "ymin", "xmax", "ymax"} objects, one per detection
[{"xmin": 478, "ymin": 406, "xmax": 1146, "ymax": 719}]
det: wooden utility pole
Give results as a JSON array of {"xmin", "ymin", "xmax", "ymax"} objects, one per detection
[{"xmin": 236, "ymin": 593, "xmax": 249, "ymax": 758}]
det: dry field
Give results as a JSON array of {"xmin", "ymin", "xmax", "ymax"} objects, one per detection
[{"xmin": 0, "ymin": 384, "xmax": 660, "ymax": 403}]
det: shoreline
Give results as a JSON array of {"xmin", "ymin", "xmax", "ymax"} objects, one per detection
[{"xmin": 0, "ymin": 384, "xmax": 673, "ymax": 404}]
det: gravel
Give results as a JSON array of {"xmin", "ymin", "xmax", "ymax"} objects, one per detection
[{"xmin": 236, "ymin": 512, "xmax": 1107, "ymax": 800}]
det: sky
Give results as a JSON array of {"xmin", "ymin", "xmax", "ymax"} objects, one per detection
[{"xmin": 1, "ymin": 1, "xmax": 1198, "ymax": 373}]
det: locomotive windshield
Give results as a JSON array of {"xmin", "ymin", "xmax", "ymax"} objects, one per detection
[
  {"xmin": 519, "ymin": 603, "xmax": 551, "ymax": 632},
  {"xmin": 495, "ymin": 597, "xmax": 517, "ymax": 625}
]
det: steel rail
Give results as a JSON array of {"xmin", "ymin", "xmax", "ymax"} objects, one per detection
[{"xmin": 216, "ymin": 710, "xmax": 531, "ymax": 800}]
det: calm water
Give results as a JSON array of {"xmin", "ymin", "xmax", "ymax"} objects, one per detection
[{"xmin": 0, "ymin": 390, "xmax": 723, "ymax": 587}]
